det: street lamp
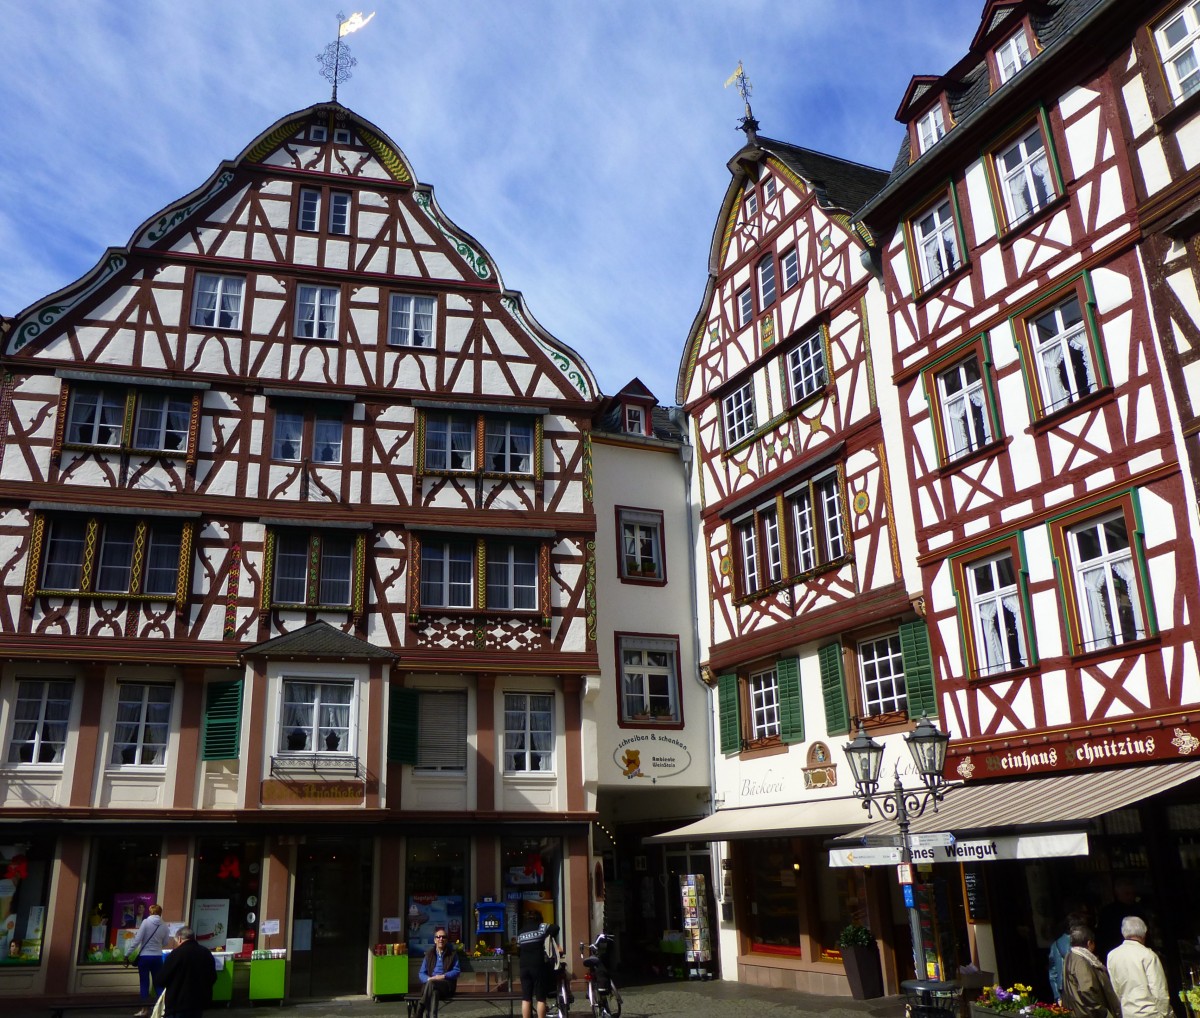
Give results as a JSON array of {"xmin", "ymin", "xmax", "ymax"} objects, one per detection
[{"xmin": 843, "ymin": 715, "xmax": 953, "ymax": 982}]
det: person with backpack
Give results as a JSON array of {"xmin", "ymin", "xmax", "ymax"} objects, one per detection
[
  {"xmin": 125, "ymin": 903, "xmax": 170, "ymax": 1016},
  {"xmin": 516, "ymin": 912, "xmax": 562, "ymax": 1018}
]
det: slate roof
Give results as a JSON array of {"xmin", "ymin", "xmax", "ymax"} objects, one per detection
[
  {"xmin": 241, "ymin": 620, "xmax": 394, "ymax": 660},
  {"xmin": 592, "ymin": 402, "xmax": 686, "ymax": 443},
  {"xmin": 758, "ymin": 138, "xmax": 891, "ymax": 218}
]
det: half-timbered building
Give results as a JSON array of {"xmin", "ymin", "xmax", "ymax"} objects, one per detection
[
  {"xmin": 0, "ymin": 102, "xmax": 604, "ymax": 1001},
  {"xmin": 855, "ymin": 0, "xmax": 1200, "ymax": 995},
  {"xmin": 661, "ymin": 125, "xmax": 933, "ymax": 995}
]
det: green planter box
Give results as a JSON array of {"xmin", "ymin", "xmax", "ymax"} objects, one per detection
[
  {"xmin": 249, "ymin": 957, "xmax": 286, "ymax": 1001},
  {"xmin": 371, "ymin": 954, "xmax": 410, "ymax": 999},
  {"xmin": 213, "ymin": 958, "xmax": 235, "ymax": 1003}
]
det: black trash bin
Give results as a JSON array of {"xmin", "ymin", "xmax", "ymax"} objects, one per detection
[{"xmin": 902, "ymin": 979, "xmax": 962, "ymax": 1018}]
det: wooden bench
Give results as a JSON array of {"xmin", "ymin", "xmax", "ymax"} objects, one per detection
[
  {"xmin": 46, "ymin": 998, "xmax": 144, "ymax": 1018},
  {"xmin": 402, "ymin": 988, "xmax": 523, "ymax": 1018}
]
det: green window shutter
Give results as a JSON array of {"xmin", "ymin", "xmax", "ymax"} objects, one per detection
[
  {"xmin": 899, "ymin": 620, "xmax": 938, "ymax": 720},
  {"xmin": 819, "ymin": 643, "xmax": 850, "ymax": 736},
  {"xmin": 201, "ymin": 680, "xmax": 243, "ymax": 761},
  {"xmin": 717, "ymin": 673, "xmax": 741, "ymax": 755},
  {"xmin": 777, "ymin": 657, "xmax": 804, "ymax": 744},
  {"xmin": 388, "ymin": 686, "xmax": 420, "ymax": 764}
]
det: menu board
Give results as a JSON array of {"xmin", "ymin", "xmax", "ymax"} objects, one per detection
[{"xmin": 963, "ymin": 865, "xmax": 988, "ymax": 923}]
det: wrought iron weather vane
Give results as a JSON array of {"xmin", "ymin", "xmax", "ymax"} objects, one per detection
[
  {"xmin": 724, "ymin": 60, "xmax": 759, "ymax": 141},
  {"xmin": 317, "ymin": 11, "xmax": 376, "ymax": 102}
]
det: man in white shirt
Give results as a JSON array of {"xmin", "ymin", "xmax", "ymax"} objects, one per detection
[{"xmin": 1107, "ymin": 916, "xmax": 1170, "ymax": 1018}]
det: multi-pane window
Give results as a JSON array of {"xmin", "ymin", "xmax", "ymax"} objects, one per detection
[
  {"xmin": 415, "ymin": 691, "xmax": 468, "ymax": 771},
  {"xmin": 279, "ymin": 680, "xmax": 352, "ymax": 754},
  {"xmin": 328, "ymin": 192, "xmax": 351, "ymax": 234},
  {"xmin": 737, "ymin": 518, "xmax": 759, "ymax": 595},
  {"xmin": 737, "ymin": 287, "xmax": 753, "ymax": 327},
  {"xmin": 65, "ymin": 389, "xmax": 125, "ymax": 447},
  {"xmin": 916, "ymin": 106, "xmax": 946, "ymax": 154},
  {"xmin": 967, "ymin": 552, "xmax": 1027, "ymax": 676},
  {"xmin": 295, "ymin": 284, "xmax": 339, "ymax": 340},
  {"xmin": 748, "ymin": 668, "xmax": 781, "ymax": 740},
  {"xmin": 484, "ymin": 419, "xmax": 534, "ymax": 473},
  {"xmin": 761, "ymin": 507, "xmax": 783, "ymax": 586},
  {"xmin": 41, "ymin": 517, "xmax": 184, "ymax": 597},
  {"xmin": 272, "ymin": 409, "xmax": 343, "ymax": 463},
  {"xmin": 996, "ymin": 30, "xmax": 1033, "ymax": 82},
  {"xmin": 859, "ymin": 634, "xmax": 906, "ymax": 716},
  {"xmin": 996, "ymin": 125, "xmax": 1054, "ymax": 227},
  {"xmin": 621, "ymin": 509, "xmax": 663, "ymax": 580},
  {"xmin": 723, "ymin": 381, "xmax": 756, "ymax": 447},
  {"xmin": 133, "ymin": 392, "xmax": 192, "ymax": 452},
  {"xmin": 764, "ymin": 175, "xmax": 777, "ymax": 200},
  {"xmin": 1069, "ymin": 512, "xmax": 1145, "ymax": 650},
  {"xmin": 504, "ymin": 692, "xmax": 553, "ymax": 772},
  {"xmin": 191, "ymin": 273, "xmax": 244, "ymax": 329},
  {"xmin": 66, "ymin": 387, "xmax": 194, "ymax": 453},
  {"xmin": 787, "ymin": 332, "xmax": 827, "ymax": 403},
  {"xmin": 780, "ymin": 248, "xmax": 799, "ymax": 291},
  {"xmin": 297, "ymin": 188, "xmax": 321, "ymax": 231},
  {"xmin": 1030, "ymin": 296, "xmax": 1096, "ymax": 413},
  {"xmin": 624, "ymin": 406, "xmax": 645, "ymax": 435},
  {"xmin": 620, "ymin": 638, "xmax": 678, "ymax": 722},
  {"xmin": 8, "ymin": 679, "xmax": 73, "ymax": 764},
  {"xmin": 815, "ymin": 472, "xmax": 845, "ymax": 562},
  {"xmin": 421, "ymin": 540, "xmax": 474, "ymax": 608},
  {"xmin": 389, "ymin": 294, "xmax": 436, "ymax": 347},
  {"xmin": 938, "ymin": 356, "xmax": 992, "ymax": 461},
  {"xmin": 913, "ymin": 198, "xmax": 961, "ymax": 289},
  {"xmin": 757, "ymin": 256, "xmax": 777, "ymax": 309},
  {"xmin": 1155, "ymin": 2, "xmax": 1200, "ymax": 102},
  {"xmin": 272, "ymin": 532, "xmax": 354, "ymax": 607},
  {"xmin": 486, "ymin": 543, "xmax": 537, "ymax": 610},
  {"xmin": 425, "ymin": 413, "xmax": 474, "ymax": 471},
  {"xmin": 111, "ymin": 683, "xmax": 173, "ymax": 766},
  {"xmin": 744, "ymin": 186, "xmax": 759, "ymax": 218}
]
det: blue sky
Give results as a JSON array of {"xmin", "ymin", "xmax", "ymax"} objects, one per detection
[{"xmin": 0, "ymin": 1, "xmax": 982, "ymax": 403}]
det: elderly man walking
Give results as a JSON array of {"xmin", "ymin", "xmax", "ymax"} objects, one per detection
[
  {"xmin": 1107, "ymin": 916, "xmax": 1171, "ymax": 1018},
  {"xmin": 1063, "ymin": 925, "xmax": 1121, "ymax": 1018}
]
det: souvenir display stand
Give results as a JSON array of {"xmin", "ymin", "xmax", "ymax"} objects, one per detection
[
  {"xmin": 248, "ymin": 949, "xmax": 286, "ymax": 1002},
  {"xmin": 370, "ymin": 950, "xmax": 409, "ymax": 999},
  {"xmin": 212, "ymin": 953, "xmax": 235, "ymax": 1004},
  {"xmin": 680, "ymin": 874, "xmax": 714, "ymax": 979}
]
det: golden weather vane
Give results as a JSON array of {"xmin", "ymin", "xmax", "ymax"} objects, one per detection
[
  {"xmin": 724, "ymin": 60, "xmax": 759, "ymax": 141},
  {"xmin": 317, "ymin": 11, "xmax": 376, "ymax": 102}
]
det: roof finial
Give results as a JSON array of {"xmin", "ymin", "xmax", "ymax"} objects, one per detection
[
  {"xmin": 724, "ymin": 61, "xmax": 759, "ymax": 144},
  {"xmin": 317, "ymin": 11, "xmax": 376, "ymax": 103}
]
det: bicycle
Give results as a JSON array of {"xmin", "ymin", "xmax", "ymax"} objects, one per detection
[
  {"xmin": 547, "ymin": 936, "xmax": 573, "ymax": 1018},
  {"xmin": 579, "ymin": 932, "xmax": 622, "ymax": 1018}
]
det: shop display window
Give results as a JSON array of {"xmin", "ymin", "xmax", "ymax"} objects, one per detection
[
  {"xmin": 192, "ymin": 837, "xmax": 263, "ymax": 958},
  {"xmin": 744, "ymin": 837, "xmax": 802, "ymax": 956},
  {"xmin": 500, "ymin": 836, "xmax": 562, "ymax": 941},
  {"xmin": 406, "ymin": 837, "xmax": 468, "ymax": 956},
  {"xmin": 80, "ymin": 835, "xmax": 161, "ymax": 963},
  {"xmin": 815, "ymin": 860, "xmax": 868, "ymax": 960},
  {"xmin": 0, "ymin": 837, "xmax": 54, "ymax": 965}
]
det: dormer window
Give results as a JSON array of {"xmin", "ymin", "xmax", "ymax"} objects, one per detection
[
  {"xmin": 996, "ymin": 28, "xmax": 1033, "ymax": 83},
  {"xmin": 1155, "ymin": 2, "xmax": 1200, "ymax": 104},
  {"xmin": 916, "ymin": 105, "xmax": 947, "ymax": 155},
  {"xmin": 624, "ymin": 405, "xmax": 646, "ymax": 435}
]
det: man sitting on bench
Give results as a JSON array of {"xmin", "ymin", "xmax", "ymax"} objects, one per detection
[{"xmin": 416, "ymin": 927, "xmax": 460, "ymax": 1018}]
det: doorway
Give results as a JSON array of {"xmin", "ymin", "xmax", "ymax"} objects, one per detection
[{"xmin": 289, "ymin": 837, "xmax": 372, "ymax": 998}]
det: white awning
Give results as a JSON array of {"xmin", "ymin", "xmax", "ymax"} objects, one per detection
[{"xmin": 645, "ymin": 795, "xmax": 869, "ymax": 844}]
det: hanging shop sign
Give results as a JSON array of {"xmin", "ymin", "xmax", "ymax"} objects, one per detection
[
  {"xmin": 613, "ymin": 733, "xmax": 693, "ymax": 782},
  {"xmin": 829, "ymin": 831, "xmax": 1088, "ymax": 867}
]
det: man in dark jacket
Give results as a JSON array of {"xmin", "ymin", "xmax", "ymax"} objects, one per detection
[
  {"xmin": 158, "ymin": 925, "xmax": 216, "ymax": 1018},
  {"xmin": 1063, "ymin": 925, "xmax": 1121, "ymax": 1018},
  {"xmin": 516, "ymin": 914, "xmax": 562, "ymax": 1018},
  {"xmin": 416, "ymin": 927, "xmax": 460, "ymax": 1018}
]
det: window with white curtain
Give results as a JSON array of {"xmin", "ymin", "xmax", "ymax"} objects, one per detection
[
  {"xmin": 486, "ymin": 543, "xmax": 537, "ymax": 610},
  {"xmin": 133, "ymin": 392, "xmax": 192, "ymax": 452},
  {"xmin": 996, "ymin": 125, "xmax": 1055, "ymax": 227},
  {"xmin": 504, "ymin": 692, "xmax": 554, "ymax": 772},
  {"xmin": 295, "ymin": 285, "xmax": 339, "ymax": 340},
  {"xmin": 996, "ymin": 29, "xmax": 1033, "ymax": 82},
  {"xmin": 41, "ymin": 517, "xmax": 183, "ymax": 597},
  {"xmin": 425, "ymin": 413, "xmax": 474, "ymax": 471},
  {"xmin": 913, "ymin": 197, "xmax": 961, "ymax": 288},
  {"xmin": 66, "ymin": 388, "xmax": 125, "ymax": 446},
  {"xmin": 620, "ymin": 509, "xmax": 663, "ymax": 580},
  {"xmin": 484, "ymin": 418, "xmax": 534, "ymax": 473},
  {"xmin": 1069, "ymin": 512, "xmax": 1145, "ymax": 650},
  {"xmin": 389, "ymin": 294, "xmax": 436, "ymax": 347},
  {"xmin": 271, "ymin": 408, "xmax": 343, "ymax": 463},
  {"xmin": 1030, "ymin": 295, "xmax": 1096, "ymax": 413},
  {"xmin": 8, "ymin": 679, "xmax": 73, "ymax": 764},
  {"xmin": 191, "ymin": 273, "xmax": 244, "ymax": 329},
  {"xmin": 1155, "ymin": 1, "xmax": 1200, "ymax": 102},
  {"xmin": 937, "ymin": 355, "xmax": 992, "ymax": 461},
  {"xmin": 278, "ymin": 679, "xmax": 353, "ymax": 754},
  {"xmin": 67, "ymin": 386, "xmax": 193, "ymax": 453},
  {"xmin": 748, "ymin": 668, "xmax": 781, "ymax": 740},
  {"xmin": 271, "ymin": 531, "xmax": 354, "ymax": 607},
  {"xmin": 415, "ymin": 691, "xmax": 468, "ymax": 771},
  {"xmin": 421, "ymin": 540, "xmax": 475, "ymax": 608},
  {"xmin": 620, "ymin": 637, "xmax": 679, "ymax": 721},
  {"xmin": 967, "ymin": 552, "xmax": 1028, "ymax": 676},
  {"xmin": 111, "ymin": 683, "xmax": 173, "ymax": 766}
]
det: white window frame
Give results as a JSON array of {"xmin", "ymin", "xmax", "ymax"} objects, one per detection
[
  {"xmin": 996, "ymin": 29, "xmax": 1033, "ymax": 83},
  {"xmin": 619, "ymin": 637, "xmax": 679, "ymax": 722},
  {"xmin": 310, "ymin": 126, "xmax": 328, "ymax": 142},
  {"xmin": 1069, "ymin": 512, "xmax": 1145, "ymax": 651},
  {"xmin": 133, "ymin": 391, "xmax": 192, "ymax": 452},
  {"xmin": 66, "ymin": 388, "xmax": 124, "ymax": 447},
  {"xmin": 415, "ymin": 690, "xmax": 468, "ymax": 771},
  {"xmin": 295, "ymin": 285, "xmax": 339, "ymax": 340},
  {"xmin": 388, "ymin": 294, "xmax": 436, "ymax": 347},
  {"xmin": 744, "ymin": 186, "xmax": 759, "ymax": 218},
  {"xmin": 787, "ymin": 332, "xmax": 827, "ymax": 403},
  {"xmin": 484, "ymin": 418, "xmax": 535, "ymax": 474},
  {"xmin": 278, "ymin": 678, "xmax": 355, "ymax": 756},
  {"xmin": 313, "ymin": 414, "xmax": 343, "ymax": 463},
  {"xmin": 736, "ymin": 516, "xmax": 758, "ymax": 595},
  {"xmin": 624, "ymin": 405, "xmax": 645, "ymax": 435},
  {"xmin": 503, "ymin": 692, "xmax": 554, "ymax": 772},
  {"xmin": 191, "ymin": 273, "xmax": 244, "ymax": 330},
  {"xmin": 273, "ymin": 411, "xmax": 303, "ymax": 461},
  {"xmin": 737, "ymin": 286, "xmax": 753, "ymax": 327},
  {"xmin": 916, "ymin": 105, "xmax": 946, "ymax": 154},
  {"xmin": 748, "ymin": 668, "xmax": 781, "ymax": 740},
  {"xmin": 1157, "ymin": 2, "xmax": 1200, "ymax": 102},
  {"xmin": 7, "ymin": 679, "xmax": 73, "ymax": 765},
  {"xmin": 937, "ymin": 356, "xmax": 992, "ymax": 461},
  {"xmin": 486, "ymin": 542, "xmax": 538, "ymax": 611},
  {"xmin": 424, "ymin": 413, "xmax": 474, "ymax": 471},
  {"xmin": 757, "ymin": 256, "xmax": 777, "ymax": 309},
  {"xmin": 111, "ymin": 682, "xmax": 173, "ymax": 767},
  {"xmin": 913, "ymin": 198, "xmax": 961, "ymax": 289},
  {"xmin": 334, "ymin": 128, "xmax": 352, "ymax": 145},
  {"xmin": 298, "ymin": 188, "xmax": 321, "ymax": 232},
  {"xmin": 1030, "ymin": 296, "xmax": 1096, "ymax": 414},
  {"xmin": 620, "ymin": 509, "xmax": 663, "ymax": 580},
  {"xmin": 967, "ymin": 552, "xmax": 1028, "ymax": 676},
  {"xmin": 722, "ymin": 381, "xmax": 756, "ymax": 447},
  {"xmin": 780, "ymin": 248, "xmax": 799, "ymax": 291},
  {"xmin": 815, "ymin": 471, "xmax": 845, "ymax": 562},
  {"xmin": 421, "ymin": 540, "xmax": 475, "ymax": 609},
  {"xmin": 763, "ymin": 175, "xmax": 777, "ymax": 201},
  {"xmin": 762, "ymin": 506, "xmax": 782, "ymax": 585},
  {"xmin": 328, "ymin": 192, "xmax": 351, "ymax": 235},
  {"xmin": 996, "ymin": 125, "xmax": 1054, "ymax": 227},
  {"xmin": 859, "ymin": 633, "xmax": 907, "ymax": 716},
  {"xmin": 272, "ymin": 531, "xmax": 353, "ymax": 607}
]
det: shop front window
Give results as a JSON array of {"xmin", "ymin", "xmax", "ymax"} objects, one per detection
[
  {"xmin": 80, "ymin": 835, "xmax": 161, "ymax": 963},
  {"xmin": 0, "ymin": 837, "xmax": 54, "ymax": 965},
  {"xmin": 501, "ymin": 836, "xmax": 562, "ymax": 940},
  {"xmin": 406, "ymin": 837, "xmax": 468, "ymax": 956},
  {"xmin": 192, "ymin": 837, "xmax": 263, "ymax": 959},
  {"xmin": 745, "ymin": 837, "xmax": 801, "ymax": 956},
  {"xmin": 815, "ymin": 859, "xmax": 868, "ymax": 959}
]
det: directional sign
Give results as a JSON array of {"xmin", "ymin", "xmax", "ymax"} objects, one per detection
[
  {"xmin": 908, "ymin": 832, "xmax": 956, "ymax": 849},
  {"xmin": 828, "ymin": 845, "xmax": 902, "ymax": 867}
]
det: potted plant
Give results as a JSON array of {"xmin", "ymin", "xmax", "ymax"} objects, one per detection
[
  {"xmin": 970, "ymin": 983, "xmax": 1064, "ymax": 1018},
  {"xmin": 837, "ymin": 922, "xmax": 883, "ymax": 1000}
]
